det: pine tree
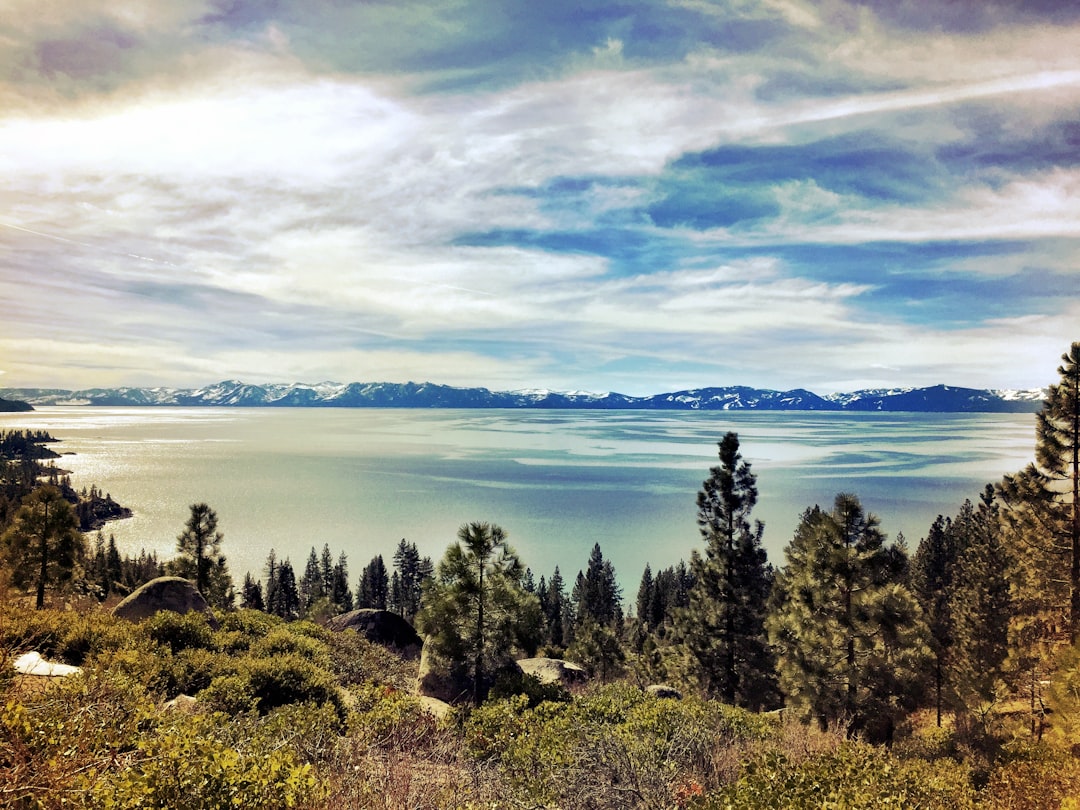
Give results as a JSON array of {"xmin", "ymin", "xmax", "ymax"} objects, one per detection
[
  {"xmin": 320, "ymin": 543, "xmax": 335, "ymax": 597},
  {"xmin": 767, "ymin": 493, "xmax": 930, "ymax": 739},
  {"xmin": 275, "ymin": 558, "xmax": 300, "ymax": 620},
  {"xmin": 671, "ymin": 433, "xmax": 776, "ymax": 708},
  {"xmin": 416, "ymin": 522, "xmax": 542, "ymax": 705},
  {"xmin": 575, "ymin": 543, "xmax": 622, "ymax": 628},
  {"xmin": 391, "ymin": 539, "xmax": 432, "ymax": 620},
  {"xmin": 169, "ymin": 502, "xmax": 232, "ymax": 608},
  {"xmin": 912, "ymin": 514, "xmax": 958, "ymax": 726},
  {"xmin": 999, "ymin": 342, "xmax": 1080, "ymax": 636},
  {"xmin": 1, "ymin": 485, "xmax": 84, "ymax": 609},
  {"xmin": 949, "ymin": 488, "xmax": 1011, "ymax": 719},
  {"xmin": 264, "ymin": 550, "xmax": 281, "ymax": 617},
  {"xmin": 546, "ymin": 566, "xmax": 567, "ymax": 648},
  {"xmin": 331, "ymin": 552, "xmax": 353, "ymax": 612},
  {"xmin": 299, "ymin": 547, "xmax": 324, "ymax": 613},
  {"xmin": 241, "ymin": 571, "xmax": 265, "ymax": 610},
  {"xmin": 357, "ymin": 555, "xmax": 389, "ymax": 609}
]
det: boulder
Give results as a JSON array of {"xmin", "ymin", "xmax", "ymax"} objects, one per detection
[
  {"xmin": 112, "ymin": 576, "xmax": 219, "ymax": 629},
  {"xmin": 163, "ymin": 694, "xmax": 199, "ymax": 714},
  {"xmin": 13, "ymin": 651, "xmax": 81, "ymax": 678},
  {"xmin": 416, "ymin": 640, "xmax": 473, "ymax": 704},
  {"xmin": 326, "ymin": 609, "xmax": 422, "ymax": 659},
  {"xmin": 417, "ymin": 695, "xmax": 454, "ymax": 722},
  {"xmin": 516, "ymin": 657, "xmax": 588, "ymax": 687},
  {"xmin": 645, "ymin": 684, "xmax": 683, "ymax": 700}
]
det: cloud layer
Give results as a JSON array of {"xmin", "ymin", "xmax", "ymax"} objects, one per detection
[{"xmin": 2, "ymin": 0, "xmax": 1078, "ymax": 393}]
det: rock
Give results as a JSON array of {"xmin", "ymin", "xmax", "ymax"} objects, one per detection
[
  {"xmin": 13, "ymin": 651, "xmax": 81, "ymax": 678},
  {"xmin": 163, "ymin": 694, "xmax": 199, "ymax": 714},
  {"xmin": 516, "ymin": 657, "xmax": 588, "ymax": 686},
  {"xmin": 325, "ymin": 609, "xmax": 422, "ymax": 659},
  {"xmin": 645, "ymin": 684, "xmax": 683, "ymax": 700},
  {"xmin": 417, "ymin": 695, "xmax": 454, "ymax": 722},
  {"xmin": 416, "ymin": 640, "xmax": 473, "ymax": 704},
  {"xmin": 112, "ymin": 576, "xmax": 219, "ymax": 629}
]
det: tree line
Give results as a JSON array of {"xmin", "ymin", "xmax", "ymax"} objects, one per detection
[{"xmin": 1, "ymin": 342, "xmax": 1078, "ymax": 744}]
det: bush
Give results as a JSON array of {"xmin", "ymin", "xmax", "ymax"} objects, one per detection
[
  {"xmin": 703, "ymin": 741, "xmax": 977, "ymax": 810},
  {"xmin": 144, "ymin": 610, "xmax": 217, "ymax": 655},
  {"xmin": 981, "ymin": 741, "xmax": 1080, "ymax": 810},
  {"xmin": 243, "ymin": 653, "xmax": 345, "ymax": 719},
  {"xmin": 464, "ymin": 684, "xmax": 776, "ymax": 809},
  {"xmin": 250, "ymin": 625, "xmax": 331, "ymax": 667},
  {"xmin": 349, "ymin": 683, "xmax": 442, "ymax": 751},
  {"xmin": 326, "ymin": 629, "xmax": 417, "ymax": 691}
]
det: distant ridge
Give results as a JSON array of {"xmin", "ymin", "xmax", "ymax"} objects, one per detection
[
  {"xmin": 0, "ymin": 381, "xmax": 1045, "ymax": 413},
  {"xmin": 0, "ymin": 396, "xmax": 33, "ymax": 412}
]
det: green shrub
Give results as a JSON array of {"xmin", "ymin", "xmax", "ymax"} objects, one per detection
[
  {"xmin": 349, "ymin": 683, "xmax": 442, "ymax": 751},
  {"xmin": 144, "ymin": 610, "xmax": 217, "ymax": 654},
  {"xmin": 218, "ymin": 607, "xmax": 282, "ymax": 639},
  {"xmin": 83, "ymin": 711, "xmax": 325, "ymax": 810},
  {"xmin": 243, "ymin": 653, "xmax": 345, "ymax": 719},
  {"xmin": 703, "ymin": 741, "xmax": 977, "ymax": 810},
  {"xmin": 464, "ymin": 684, "xmax": 776, "ymax": 810},
  {"xmin": 200, "ymin": 673, "xmax": 259, "ymax": 716},
  {"xmin": 981, "ymin": 741, "xmax": 1080, "ymax": 810},
  {"xmin": 489, "ymin": 669, "xmax": 571, "ymax": 707},
  {"xmin": 250, "ymin": 625, "xmax": 331, "ymax": 666},
  {"xmin": 326, "ymin": 629, "xmax": 416, "ymax": 691}
]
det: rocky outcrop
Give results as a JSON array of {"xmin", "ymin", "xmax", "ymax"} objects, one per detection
[
  {"xmin": 112, "ymin": 576, "xmax": 219, "ymax": 629},
  {"xmin": 516, "ymin": 657, "xmax": 587, "ymax": 687},
  {"xmin": 325, "ymin": 609, "xmax": 422, "ymax": 659},
  {"xmin": 416, "ymin": 640, "xmax": 473, "ymax": 704},
  {"xmin": 13, "ymin": 651, "xmax": 81, "ymax": 678}
]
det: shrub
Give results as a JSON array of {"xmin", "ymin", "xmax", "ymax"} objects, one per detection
[
  {"xmin": 981, "ymin": 741, "xmax": 1080, "ymax": 810},
  {"xmin": 243, "ymin": 653, "xmax": 345, "ymax": 719},
  {"xmin": 250, "ymin": 625, "xmax": 331, "ymax": 667},
  {"xmin": 326, "ymin": 629, "xmax": 417, "ymax": 691},
  {"xmin": 349, "ymin": 683, "xmax": 442, "ymax": 751},
  {"xmin": 703, "ymin": 741, "xmax": 977, "ymax": 810},
  {"xmin": 144, "ymin": 610, "xmax": 217, "ymax": 654},
  {"xmin": 464, "ymin": 684, "xmax": 776, "ymax": 810}
]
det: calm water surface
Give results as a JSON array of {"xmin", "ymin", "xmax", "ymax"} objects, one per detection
[{"xmin": 0, "ymin": 407, "xmax": 1036, "ymax": 591}]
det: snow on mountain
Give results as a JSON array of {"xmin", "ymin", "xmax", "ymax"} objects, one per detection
[{"xmin": 0, "ymin": 381, "xmax": 1045, "ymax": 412}]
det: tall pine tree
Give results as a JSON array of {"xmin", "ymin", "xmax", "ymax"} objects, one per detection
[
  {"xmin": 767, "ymin": 493, "xmax": 930, "ymax": 740},
  {"xmin": 670, "ymin": 433, "xmax": 776, "ymax": 708}
]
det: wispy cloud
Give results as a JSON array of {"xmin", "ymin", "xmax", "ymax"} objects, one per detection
[{"xmin": 1, "ymin": 0, "xmax": 1077, "ymax": 393}]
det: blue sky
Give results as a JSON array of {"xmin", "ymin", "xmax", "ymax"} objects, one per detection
[{"xmin": 1, "ymin": 0, "xmax": 1078, "ymax": 395}]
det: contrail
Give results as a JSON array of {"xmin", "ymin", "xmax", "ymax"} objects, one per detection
[{"xmin": 0, "ymin": 219, "xmax": 179, "ymax": 267}]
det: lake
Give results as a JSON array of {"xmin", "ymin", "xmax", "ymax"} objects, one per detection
[{"xmin": 0, "ymin": 407, "xmax": 1036, "ymax": 597}]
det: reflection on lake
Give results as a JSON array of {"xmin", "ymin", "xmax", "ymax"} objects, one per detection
[{"xmin": 0, "ymin": 408, "xmax": 1036, "ymax": 591}]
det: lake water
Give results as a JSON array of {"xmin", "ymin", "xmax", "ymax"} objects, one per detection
[{"xmin": 0, "ymin": 407, "xmax": 1036, "ymax": 596}]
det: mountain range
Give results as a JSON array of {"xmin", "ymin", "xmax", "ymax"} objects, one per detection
[{"xmin": 0, "ymin": 381, "xmax": 1046, "ymax": 412}]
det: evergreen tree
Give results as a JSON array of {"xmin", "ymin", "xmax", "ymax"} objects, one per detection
[
  {"xmin": 671, "ymin": 433, "xmax": 776, "ymax": 708},
  {"xmin": 275, "ymin": 558, "xmax": 300, "ymax": 620},
  {"xmin": 949, "ymin": 488, "xmax": 1011, "ymax": 720},
  {"xmin": 999, "ymin": 342, "xmax": 1080, "ymax": 636},
  {"xmin": 574, "ymin": 543, "xmax": 622, "ymax": 628},
  {"xmin": 105, "ymin": 533, "xmax": 122, "ymax": 594},
  {"xmin": 1, "ymin": 485, "xmax": 84, "ymax": 609},
  {"xmin": 546, "ymin": 566, "xmax": 567, "ymax": 648},
  {"xmin": 241, "ymin": 571, "xmax": 265, "ymax": 610},
  {"xmin": 299, "ymin": 547, "xmax": 324, "ymax": 612},
  {"xmin": 391, "ymin": 539, "xmax": 432, "ymax": 620},
  {"xmin": 912, "ymin": 514, "xmax": 958, "ymax": 726},
  {"xmin": 331, "ymin": 552, "xmax": 353, "ymax": 612},
  {"xmin": 264, "ymin": 550, "xmax": 281, "ymax": 617},
  {"xmin": 169, "ymin": 502, "xmax": 232, "ymax": 608},
  {"xmin": 320, "ymin": 543, "xmax": 334, "ymax": 597},
  {"xmin": 636, "ymin": 564, "xmax": 654, "ymax": 626},
  {"xmin": 767, "ymin": 493, "xmax": 930, "ymax": 740},
  {"xmin": 357, "ymin": 555, "xmax": 389, "ymax": 610},
  {"xmin": 416, "ymin": 522, "xmax": 542, "ymax": 705}
]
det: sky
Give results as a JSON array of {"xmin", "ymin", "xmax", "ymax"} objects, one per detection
[{"xmin": 2, "ymin": 0, "xmax": 1079, "ymax": 396}]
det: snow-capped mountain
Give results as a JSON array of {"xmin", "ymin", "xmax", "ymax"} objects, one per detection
[{"xmin": 0, "ymin": 381, "xmax": 1046, "ymax": 412}]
